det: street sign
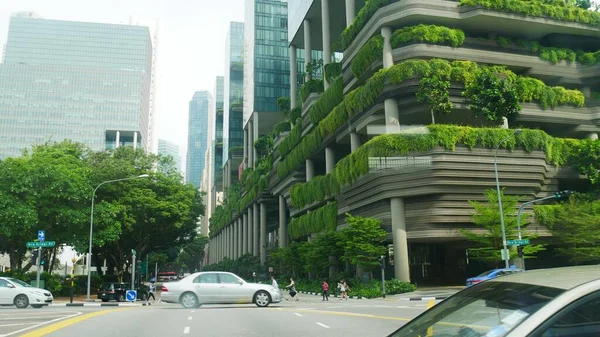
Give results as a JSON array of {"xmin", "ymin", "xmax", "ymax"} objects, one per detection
[
  {"xmin": 131, "ymin": 249, "xmax": 136, "ymax": 256},
  {"xmin": 507, "ymin": 239, "xmax": 530, "ymax": 246},
  {"xmin": 126, "ymin": 290, "xmax": 137, "ymax": 302},
  {"xmin": 500, "ymin": 249, "xmax": 510, "ymax": 261},
  {"xmin": 38, "ymin": 230, "xmax": 45, "ymax": 242},
  {"xmin": 26, "ymin": 241, "xmax": 55, "ymax": 248}
]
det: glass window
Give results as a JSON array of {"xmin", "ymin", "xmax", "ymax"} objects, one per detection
[
  {"xmin": 0, "ymin": 279, "xmax": 10, "ymax": 288},
  {"xmin": 193, "ymin": 273, "xmax": 218, "ymax": 284},
  {"xmin": 219, "ymin": 273, "xmax": 241, "ymax": 284},
  {"xmin": 535, "ymin": 293, "xmax": 600, "ymax": 337}
]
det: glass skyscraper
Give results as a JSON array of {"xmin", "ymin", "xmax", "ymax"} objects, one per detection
[
  {"xmin": 0, "ymin": 12, "xmax": 154, "ymax": 159},
  {"xmin": 158, "ymin": 139, "xmax": 182, "ymax": 173},
  {"xmin": 214, "ymin": 76, "xmax": 225, "ymax": 192},
  {"xmin": 223, "ymin": 22, "xmax": 245, "ymax": 162},
  {"xmin": 186, "ymin": 91, "xmax": 213, "ymax": 188}
]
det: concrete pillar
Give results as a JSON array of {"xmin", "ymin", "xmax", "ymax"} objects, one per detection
[
  {"xmin": 588, "ymin": 133, "xmax": 598, "ymax": 140},
  {"xmin": 248, "ymin": 207, "xmax": 254, "ymax": 255},
  {"xmin": 350, "ymin": 132, "xmax": 361, "ymax": 152},
  {"xmin": 345, "ymin": 0, "xmax": 356, "ymax": 28},
  {"xmin": 115, "ymin": 131, "xmax": 120, "ymax": 148},
  {"xmin": 133, "ymin": 131, "xmax": 138, "ymax": 150},
  {"xmin": 325, "ymin": 147, "xmax": 335, "ymax": 174},
  {"xmin": 290, "ymin": 45, "xmax": 298, "ymax": 110},
  {"xmin": 304, "ymin": 20, "xmax": 312, "ymax": 82},
  {"xmin": 248, "ymin": 122, "xmax": 254, "ymax": 169},
  {"xmin": 253, "ymin": 203, "xmax": 259, "ymax": 256},
  {"xmin": 501, "ymin": 117, "xmax": 509, "ymax": 129},
  {"xmin": 384, "ymin": 99, "xmax": 400, "ymax": 134},
  {"xmin": 238, "ymin": 218, "xmax": 243, "ymax": 257},
  {"xmin": 306, "ymin": 159, "xmax": 314, "ymax": 181},
  {"xmin": 381, "ymin": 27, "xmax": 393, "ymax": 69},
  {"xmin": 253, "ymin": 119, "xmax": 259, "ymax": 168},
  {"xmin": 229, "ymin": 225, "xmax": 234, "ymax": 259},
  {"xmin": 244, "ymin": 128, "xmax": 248, "ymax": 169},
  {"xmin": 260, "ymin": 202, "xmax": 267, "ymax": 265},
  {"xmin": 391, "ymin": 198, "xmax": 410, "ymax": 282},
  {"xmin": 583, "ymin": 85, "xmax": 591, "ymax": 98},
  {"xmin": 243, "ymin": 213, "xmax": 248, "ymax": 254},
  {"xmin": 278, "ymin": 195, "xmax": 288, "ymax": 248},
  {"xmin": 321, "ymin": 0, "xmax": 331, "ymax": 89}
]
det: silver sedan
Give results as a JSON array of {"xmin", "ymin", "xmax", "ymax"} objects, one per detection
[{"xmin": 160, "ymin": 271, "xmax": 281, "ymax": 308}]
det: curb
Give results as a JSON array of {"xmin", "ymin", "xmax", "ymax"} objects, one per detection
[
  {"xmin": 52, "ymin": 302, "xmax": 154, "ymax": 307},
  {"xmin": 397, "ymin": 296, "xmax": 449, "ymax": 301},
  {"xmin": 296, "ymin": 290, "xmax": 363, "ymax": 300}
]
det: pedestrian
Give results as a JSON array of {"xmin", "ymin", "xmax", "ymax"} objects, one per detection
[
  {"xmin": 322, "ymin": 280, "xmax": 329, "ymax": 301},
  {"xmin": 147, "ymin": 280, "xmax": 156, "ymax": 304},
  {"xmin": 338, "ymin": 279, "xmax": 349, "ymax": 300},
  {"xmin": 285, "ymin": 277, "xmax": 298, "ymax": 301},
  {"xmin": 342, "ymin": 280, "xmax": 351, "ymax": 300}
]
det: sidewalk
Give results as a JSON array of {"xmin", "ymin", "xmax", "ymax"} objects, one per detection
[
  {"xmin": 387, "ymin": 286, "xmax": 464, "ymax": 301},
  {"xmin": 52, "ymin": 295, "xmax": 155, "ymax": 307}
]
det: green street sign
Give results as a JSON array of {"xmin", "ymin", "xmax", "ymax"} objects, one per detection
[
  {"xmin": 26, "ymin": 241, "xmax": 56, "ymax": 248},
  {"xmin": 132, "ymin": 249, "xmax": 137, "ymax": 256},
  {"xmin": 507, "ymin": 239, "xmax": 530, "ymax": 246}
]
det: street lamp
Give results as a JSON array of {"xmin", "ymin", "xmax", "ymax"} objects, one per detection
[
  {"xmin": 494, "ymin": 129, "xmax": 522, "ymax": 269},
  {"xmin": 86, "ymin": 174, "xmax": 150, "ymax": 301}
]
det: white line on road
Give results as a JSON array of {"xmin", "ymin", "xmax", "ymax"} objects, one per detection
[
  {"xmin": 294, "ymin": 313, "xmax": 303, "ymax": 317},
  {"xmin": 183, "ymin": 326, "xmax": 190, "ymax": 334},
  {"xmin": 188, "ymin": 316, "xmax": 192, "ymax": 320},
  {"xmin": 0, "ymin": 312, "xmax": 82, "ymax": 337},
  {"xmin": 0, "ymin": 323, "xmax": 38, "ymax": 327},
  {"xmin": 191, "ymin": 310, "xmax": 195, "ymax": 313},
  {"xmin": 326, "ymin": 306, "xmax": 343, "ymax": 309},
  {"xmin": 316, "ymin": 322, "xmax": 330, "ymax": 329}
]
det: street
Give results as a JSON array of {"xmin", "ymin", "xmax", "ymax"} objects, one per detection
[{"xmin": 1, "ymin": 295, "xmax": 433, "ymax": 337}]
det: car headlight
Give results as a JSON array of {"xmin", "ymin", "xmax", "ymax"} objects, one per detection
[{"xmin": 31, "ymin": 291, "xmax": 43, "ymax": 296}]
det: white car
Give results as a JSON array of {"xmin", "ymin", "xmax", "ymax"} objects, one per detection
[
  {"xmin": 0, "ymin": 277, "xmax": 53, "ymax": 308},
  {"xmin": 160, "ymin": 271, "xmax": 281, "ymax": 308}
]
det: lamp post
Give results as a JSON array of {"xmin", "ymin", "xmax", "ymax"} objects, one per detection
[
  {"xmin": 86, "ymin": 174, "xmax": 150, "ymax": 301},
  {"xmin": 494, "ymin": 129, "xmax": 522, "ymax": 269}
]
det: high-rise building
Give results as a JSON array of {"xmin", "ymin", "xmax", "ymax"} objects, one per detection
[
  {"xmin": 223, "ymin": 22, "xmax": 245, "ymax": 189},
  {"xmin": 158, "ymin": 139, "xmax": 181, "ymax": 173},
  {"xmin": 0, "ymin": 12, "xmax": 154, "ymax": 159},
  {"xmin": 212, "ymin": 76, "xmax": 225, "ymax": 214},
  {"xmin": 186, "ymin": 91, "xmax": 213, "ymax": 188}
]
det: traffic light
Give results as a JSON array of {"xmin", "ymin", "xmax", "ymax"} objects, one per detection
[
  {"xmin": 30, "ymin": 250, "xmax": 38, "ymax": 264},
  {"xmin": 517, "ymin": 245, "xmax": 524, "ymax": 258},
  {"xmin": 554, "ymin": 190, "xmax": 573, "ymax": 201}
]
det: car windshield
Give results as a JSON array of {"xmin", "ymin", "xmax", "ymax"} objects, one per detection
[
  {"xmin": 9, "ymin": 278, "xmax": 31, "ymax": 288},
  {"xmin": 99, "ymin": 284, "xmax": 114, "ymax": 290},
  {"xmin": 388, "ymin": 281, "xmax": 565, "ymax": 337},
  {"xmin": 477, "ymin": 270, "xmax": 496, "ymax": 277}
]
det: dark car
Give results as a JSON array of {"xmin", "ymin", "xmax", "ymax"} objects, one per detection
[
  {"xmin": 97, "ymin": 283, "xmax": 149, "ymax": 302},
  {"xmin": 466, "ymin": 266, "xmax": 524, "ymax": 287}
]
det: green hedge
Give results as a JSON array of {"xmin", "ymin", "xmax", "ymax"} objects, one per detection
[
  {"xmin": 295, "ymin": 278, "xmax": 415, "ymax": 299},
  {"xmin": 278, "ymin": 122, "xmax": 302, "ymax": 157},
  {"xmin": 288, "ymin": 202, "xmax": 338, "ymax": 239},
  {"xmin": 352, "ymin": 24, "xmax": 465, "ymax": 79},
  {"xmin": 300, "ymin": 79, "xmax": 324, "ymax": 102},
  {"xmin": 309, "ymin": 76, "xmax": 344, "ymax": 125},
  {"xmin": 290, "ymin": 125, "xmax": 578, "ymax": 208},
  {"xmin": 324, "ymin": 62, "xmax": 342, "ymax": 83},
  {"xmin": 273, "ymin": 120, "xmax": 292, "ymax": 136},
  {"xmin": 459, "ymin": 0, "xmax": 600, "ymax": 27},
  {"xmin": 277, "ymin": 58, "xmax": 584, "ymax": 181},
  {"xmin": 341, "ymin": 0, "xmax": 390, "ymax": 50}
]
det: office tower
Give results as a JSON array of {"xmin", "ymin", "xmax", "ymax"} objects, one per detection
[
  {"xmin": 186, "ymin": 91, "xmax": 213, "ymax": 188},
  {"xmin": 158, "ymin": 139, "xmax": 182, "ymax": 173}
]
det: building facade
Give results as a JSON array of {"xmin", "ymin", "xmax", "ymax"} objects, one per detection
[
  {"xmin": 0, "ymin": 12, "xmax": 154, "ymax": 159},
  {"xmin": 213, "ymin": 76, "xmax": 225, "ymax": 215},
  {"xmin": 158, "ymin": 139, "xmax": 182, "ymax": 174},
  {"xmin": 186, "ymin": 91, "xmax": 213, "ymax": 188}
]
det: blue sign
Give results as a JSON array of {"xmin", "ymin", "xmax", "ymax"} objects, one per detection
[
  {"xmin": 38, "ymin": 230, "xmax": 45, "ymax": 242},
  {"xmin": 126, "ymin": 290, "xmax": 137, "ymax": 302}
]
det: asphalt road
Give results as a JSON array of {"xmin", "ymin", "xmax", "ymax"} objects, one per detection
[{"xmin": 7, "ymin": 296, "xmax": 433, "ymax": 337}]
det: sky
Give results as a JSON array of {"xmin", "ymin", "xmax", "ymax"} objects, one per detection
[
  {"xmin": 0, "ymin": 0, "xmax": 246, "ymax": 167},
  {"xmin": 0, "ymin": 0, "xmax": 245, "ymax": 264}
]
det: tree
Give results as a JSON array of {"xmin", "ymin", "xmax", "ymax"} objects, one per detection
[
  {"xmin": 570, "ymin": 139, "xmax": 600, "ymax": 188},
  {"xmin": 176, "ymin": 236, "xmax": 209, "ymax": 272},
  {"xmin": 339, "ymin": 214, "xmax": 387, "ymax": 271},
  {"xmin": 416, "ymin": 75, "xmax": 453, "ymax": 124},
  {"xmin": 298, "ymin": 231, "xmax": 343, "ymax": 277},
  {"xmin": 462, "ymin": 189, "xmax": 545, "ymax": 266},
  {"xmin": 464, "ymin": 68, "xmax": 521, "ymax": 125}
]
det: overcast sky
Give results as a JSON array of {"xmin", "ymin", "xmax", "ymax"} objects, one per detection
[{"xmin": 0, "ymin": 0, "xmax": 245, "ymax": 164}]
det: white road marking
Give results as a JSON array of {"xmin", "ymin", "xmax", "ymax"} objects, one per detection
[
  {"xmin": 0, "ymin": 312, "xmax": 82, "ymax": 337},
  {"xmin": 316, "ymin": 322, "xmax": 330, "ymax": 329},
  {"xmin": 326, "ymin": 306, "xmax": 344, "ymax": 309},
  {"xmin": 183, "ymin": 326, "xmax": 190, "ymax": 334},
  {"xmin": 294, "ymin": 313, "xmax": 303, "ymax": 317},
  {"xmin": 0, "ymin": 323, "xmax": 38, "ymax": 327},
  {"xmin": 188, "ymin": 316, "xmax": 192, "ymax": 320},
  {"xmin": 191, "ymin": 310, "xmax": 195, "ymax": 313}
]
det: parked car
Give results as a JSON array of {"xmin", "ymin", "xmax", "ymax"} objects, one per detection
[
  {"xmin": 97, "ymin": 282, "xmax": 149, "ymax": 302},
  {"xmin": 388, "ymin": 265, "xmax": 600, "ymax": 337},
  {"xmin": 466, "ymin": 266, "xmax": 524, "ymax": 287},
  {"xmin": 160, "ymin": 271, "xmax": 281, "ymax": 308},
  {"xmin": 0, "ymin": 277, "xmax": 53, "ymax": 308}
]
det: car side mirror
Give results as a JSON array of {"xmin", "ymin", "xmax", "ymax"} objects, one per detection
[
  {"xmin": 238, "ymin": 280, "xmax": 244, "ymax": 285},
  {"xmin": 6, "ymin": 283, "xmax": 14, "ymax": 288}
]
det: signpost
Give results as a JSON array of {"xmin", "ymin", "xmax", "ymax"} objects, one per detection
[
  {"xmin": 507, "ymin": 239, "xmax": 530, "ymax": 246},
  {"xmin": 380, "ymin": 256, "xmax": 386, "ymax": 299},
  {"xmin": 27, "ymin": 231, "xmax": 53, "ymax": 289},
  {"xmin": 38, "ymin": 230, "xmax": 45, "ymax": 242},
  {"xmin": 26, "ymin": 241, "xmax": 56, "ymax": 248},
  {"xmin": 126, "ymin": 290, "xmax": 137, "ymax": 302},
  {"xmin": 131, "ymin": 249, "xmax": 136, "ymax": 295}
]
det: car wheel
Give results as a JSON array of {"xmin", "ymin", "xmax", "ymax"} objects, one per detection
[
  {"xmin": 117, "ymin": 294, "xmax": 125, "ymax": 302},
  {"xmin": 31, "ymin": 304, "xmax": 44, "ymax": 309},
  {"xmin": 180, "ymin": 292, "xmax": 199, "ymax": 309},
  {"xmin": 14, "ymin": 295, "xmax": 29, "ymax": 309},
  {"xmin": 254, "ymin": 290, "xmax": 271, "ymax": 307}
]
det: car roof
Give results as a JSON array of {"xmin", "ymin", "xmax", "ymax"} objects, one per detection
[{"xmin": 492, "ymin": 265, "xmax": 600, "ymax": 290}]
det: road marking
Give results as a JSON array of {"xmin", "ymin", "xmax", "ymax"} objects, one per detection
[
  {"xmin": 19, "ymin": 308, "xmax": 133, "ymax": 337},
  {"xmin": 191, "ymin": 310, "xmax": 195, "ymax": 313},
  {"xmin": 183, "ymin": 326, "xmax": 190, "ymax": 334},
  {"xmin": 294, "ymin": 313, "xmax": 303, "ymax": 317},
  {"xmin": 274, "ymin": 308, "xmax": 411, "ymax": 322},
  {"xmin": 2, "ymin": 312, "xmax": 82, "ymax": 337},
  {"xmin": 326, "ymin": 306, "xmax": 344, "ymax": 309},
  {"xmin": 316, "ymin": 322, "xmax": 330, "ymax": 329},
  {"xmin": 188, "ymin": 316, "xmax": 192, "ymax": 320},
  {"xmin": 0, "ymin": 323, "xmax": 39, "ymax": 327}
]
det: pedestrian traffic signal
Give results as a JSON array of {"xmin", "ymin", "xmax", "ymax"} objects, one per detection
[
  {"xmin": 380, "ymin": 256, "xmax": 385, "ymax": 269},
  {"xmin": 30, "ymin": 251, "xmax": 38, "ymax": 264},
  {"xmin": 517, "ymin": 246, "xmax": 524, "ymax": 258},
  {"xmin": 554, "ymin": 190, "xmax": 573, "ymax": 200}
]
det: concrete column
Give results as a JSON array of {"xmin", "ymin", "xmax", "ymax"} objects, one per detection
[
  {"xmin": 248, "ymin": 207, "xmax": 254, "ymax": 255},
  {"xmin": 384, "ymin": 99, "xmax": 400, "ymax": 134},
  {"xmin": 391, "ymin": 198, "xmax": 410, "ymax": 282},
  {"xmin": 583, "ymin": 85, "xmax": 591, "ymax": 98},
  {"xmin": 253, "ymin": 203, "xmax": 259, "ymax": 256},
  {"xmin": 345, "ymin": 0, "xmax": 356, "ymax": 27},
  {"xmin": 243, "ymin": 213, "xmax": 248, "ymax": 254},
  {"xmin": 260, "ymin": 202, "xmax": 267, "ymax": 265},
  {"xmin": 588, "ymin": 133, "xmax": 598, "ymax": 140},
  {"xmin": 133, "ymin": 131, "xmax": 138, "ymax": 150},
  {"xmin": 325, "ymin": 147, "xmax": 335, "ymax": 174},
  {"xmin": 350, "ymin": 132, "xmax": 361, "ymax": 152},
  {"xmin": 115, "ymin": 131, "xmax": 120, "ymax": 148},
  {"xmin": 244, "ymin": 128, "xmax": 248, "ymax": 169},
  {"xmin": 290, "ymin": 45, "xmax": 298, "ymax": 110},
  {"xmin": 278, "ymin": 195, "xmax": 288, "ymax": 248},
  {"xmin": 306, "ymin": 159, "xmax": 314, "ymax": 181},
  {"xmin": 381, "ymin": 27, "xmax": 393, "ymax": 69},
  {"xmin": 304, "ymin": 20, "xmax": 312, "ymax": 82},
  {"xmin": 232, "ymin": 224, "xmax": 236, "ymax": 259},
  {"xmin": 501, "ymin": 117, "xmax": 509, "ymax": 129},
  {"xmin": 238, "ymin": 218, "xmax": 243, "ymax": 257},
  {"xmin": 224, "ymin": 227, "xmax": 229, "ymax": 258},
  {"xmin": 248, "ymin": 122, "xmax": 254, "ymax": 169},
  {"xmin": 321, "ymin": 0, "xmax": 331, "ymax": 89},
  {"xmin": 253, "ymin": 119, "xmax": 259, "ymax": 168},
  {"xmin": 229, "ymin": 225, "xmax": 234, "ymax": 259}
]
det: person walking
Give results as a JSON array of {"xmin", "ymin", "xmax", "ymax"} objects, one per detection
[
  {"xmin": 285, "ymin": 277, "xmax": 298, "ymax": 301},
  {"xmin": 322, "ymin": 280, "xmax": 329, "ymax": 301},
  {"xmin": 147, "ymin": 280, "xmax": 156, "ymax": 304}
]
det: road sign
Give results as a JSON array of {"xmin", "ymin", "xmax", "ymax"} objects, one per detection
[
  {"xmin": 38, "ymin": 230, "xmax": 45, "ymax": 242},
  {"xmin": 507, "ymin": 239, "xmax": 530, "ymax": 246},
  {"xmin": 126, "ymin": 290, "xmax": 137, "ymax": 302},
  {"xmin": 268, "ymin": 267, "xmax": 273, "ymax": 272},
  {"xmin": 500, "ymin": 248, "xmax": 510, "ymax": 261},
  {"xmin": 26, "ymin": 241, "xmax": 55, "ymax": 248}
]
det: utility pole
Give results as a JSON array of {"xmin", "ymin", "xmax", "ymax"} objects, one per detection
[
  {"xmin": 35, "ymin": 247, "xmax": 42, "ymax": 288},
  {"xmin": 131, "ymin": 249, "xmax": 136, "ymax": 291}
]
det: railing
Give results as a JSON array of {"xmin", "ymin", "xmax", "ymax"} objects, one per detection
[{"xmin": 368, "ymin": 156, "xmax": 432, "ymax": 173}]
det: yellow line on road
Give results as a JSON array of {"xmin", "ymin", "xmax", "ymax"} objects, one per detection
[
  {"xmin": 273, "ymin": 308, "xmax": 411, "ymax": 321},
  {"xmin": 20, "ymin": 308, "xmax": 134, "ymax": 337}
]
